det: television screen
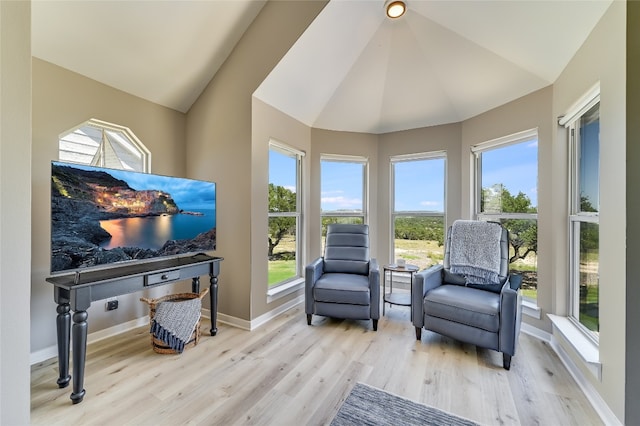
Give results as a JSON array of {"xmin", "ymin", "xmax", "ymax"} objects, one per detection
[{"xmin": 50, "ymin": 161, "xmax": 216, "ymax": 274}]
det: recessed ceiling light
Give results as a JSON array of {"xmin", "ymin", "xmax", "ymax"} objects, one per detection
[{"xmin": 385, "ymin": 0, "xmax": 406, "ymax": 19}]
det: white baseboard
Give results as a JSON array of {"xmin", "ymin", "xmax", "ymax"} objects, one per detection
[
  {"xmin": 520, "ymin": 322, "xmax": 620, "ymax": 425},
  {"xmin": 31, "ymin": 345, "xmax": 59, "ymax": 366},
  {"xmin": 550, "ymin": 337, "xmax": 621, "ymax": 425},
  {"xmin": 520, "ymin": 322, "xmax": 551, "ymax": 343},
  {"xmin": 32, "ymin": 297, "xmax": 305, "ymax": 365},
  {"xmin": 202, "ymin": 294, "xmax": 304, "ymax": 331},
  {"xmin": 521, "ymin": 321, "xmax": 619, "ymax": 424},
  {"xmin": 30, "ymin": 316, "xmax": 150, "ymax": 365},
  {"xmin": 249, "ymin": 295, "xmax": 304, "ymax": 330},
  {"xmin": 201, "ymin": 308, "xmax": 251, "ymax": 331}
]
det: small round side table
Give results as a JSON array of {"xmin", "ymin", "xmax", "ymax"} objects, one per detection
[{"xmin": 382, "ymin": 264, "xmax": 419, "ymax": 315}]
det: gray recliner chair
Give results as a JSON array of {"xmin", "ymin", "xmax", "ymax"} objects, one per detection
[
  {"xmin": 305, "ymin": 224, "xmax": 380, "ymax": 331},
  {"xmin": 411, "ymin": 220, "xmax": 522, "ymax": 370}
]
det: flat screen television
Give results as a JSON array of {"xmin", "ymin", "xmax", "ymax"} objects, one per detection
[{"xmin": 50, "ymin": 161, "xmax": 216, "ymax": 274}]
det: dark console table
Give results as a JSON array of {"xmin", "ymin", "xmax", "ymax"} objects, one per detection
[{"xmin": 46, "ymin": 254, "xmax": 223, "ymax": 404}]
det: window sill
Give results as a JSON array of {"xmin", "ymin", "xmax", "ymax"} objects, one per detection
[
  {"xmin": 522, "ymin": 299, "xmax": 541, "ymax": 319},
  {"xmin": 267, "ymin": 278, "xmax": 304, "ymax": 303},
  {"xmin": 547, "ymin": 314, "xmax": 601, "ymax": 380}
]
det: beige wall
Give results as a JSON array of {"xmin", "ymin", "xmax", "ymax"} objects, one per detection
[
  {"xmin": 552, "ymin": 1, "xmax": 626, "ymax": 420},
  {"xmin": 1, "ymin": 1, "xmax": 32, "ymax": 423},
  {"xmin": 186, "ymin": 0, "xmax": 327, "ymax": 322},
  {"xmin": 31, "ymin": 59, "xmax": 188, "ymax": 354},
  {"xmin": 461, "ymin": 86, "xmax": 554, "ymax": 333},
  {"xmin": 251, "ymin": 99, "xmax": 311, "ymax": 317}
]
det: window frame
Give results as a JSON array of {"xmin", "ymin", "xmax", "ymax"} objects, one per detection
[
  {"xmin": 390, "ymin": 151, "xmax": 447, "ymax": 267},
  {"xmin": 320, "ymin": 154, "xmax": 368, "ymax": 248},
  {"xmin": 472, "ymin": 129, "xmax": 539, "ymax": 304},
  {"xmin": 59, "ymin": 118, "xmax": 151, "ymax": 172},
  {"xmin": 268, "ymin": 140, "xmax": 305, "ymax": 290},
  {"xmin": 565, "ymin": 91, "xmax": 600, "ymax": 343}
]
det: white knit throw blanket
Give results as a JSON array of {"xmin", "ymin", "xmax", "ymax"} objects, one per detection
[
  {"xmin": 151, "ymin": 297, "xmax": 201, "ymax": 353},
  {"xmin": 449, "ymin": 220, "xmax": 503, "ymax": 285}
]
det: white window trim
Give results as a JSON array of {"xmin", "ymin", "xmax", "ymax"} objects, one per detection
[
  {"xmin": 59, "ymin": 118, "xmax": 151, "ymax": 172},
  {"xmin": 390, "ymin": 151, "xmax": 447, "ymax": 264},
  {"xmin": 564, "ymin": 90, "xmax": 600, "ymax": 345},
  {"xmin": 558, "ymin": 82, "xmax": 600, "ymax": 127},
  {"xmin": 266, "ymin": 277, "xmax": 304, "ymax": 303},
  {"xmin": 472, "ymin": 128, "xmax": 538, "ymax": 216},
  {"xmin": 270, "ymin": 139, "xmax": 305, "ymax": 159},
  {"xmin": 268, "ymin": 140, "xmax": 305, "ymax": 294},
  {"xmin": 548, "ymin": 314, "xmax": 601, "ymax": 380},
  {"xmin": 471, "ymin": 128, "xmax": 538, "ymax": 153}
]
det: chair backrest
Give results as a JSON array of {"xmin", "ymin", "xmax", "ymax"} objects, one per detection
[
  {"xmin": 324, "ymin": 224, "xmax": 370, "ymax": 275},
  {"xmin": 442, "ymin": 221, "xmax": 509, "ymax": 291}
]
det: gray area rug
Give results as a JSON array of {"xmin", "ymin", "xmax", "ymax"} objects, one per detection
[{"xmin": 331, "ymin": 383, "xmax": 480, "ymax": 426}]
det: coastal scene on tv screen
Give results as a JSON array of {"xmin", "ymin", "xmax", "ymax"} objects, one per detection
[{"xmin": 51, "ymin": 161, "xmax": 216, "ymax": 274}]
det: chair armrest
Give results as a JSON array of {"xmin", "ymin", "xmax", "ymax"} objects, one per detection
[
  {"xmin": 369, "ymin": 259, "xmax": 380, "ymax": 320},
  {"xmin": 411, "ymin": 264, "xmax": 444, "ymax": 327},
  {"xmin": 305, "ymin": 258, "xmax": 324, "ymax": 314},
  {"xmin": 499, "ymin": 281, "xmax": 522, "ymax": 356}
]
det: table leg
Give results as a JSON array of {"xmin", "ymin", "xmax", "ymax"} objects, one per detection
[
  {"xmin": 409, "ymin": 273, "xmax": 414, "ymax": 319},
  {"xmin": 55, "ymin": 303, "xmax": 71, "ymax": 388},
  {"xmin": 70, "ymin": 310, "xmax": 88, "ymax": 404},
  {"xmin": 209, "ymin": 274, "xmax": 218, "ymax": 336},
  {"xmin": 192, "ymin": 276, "xmax": 200, "ymax": 293},
  {"xmin": 383, "ymin": 270, "xmax": 386, "ymax": 316}
]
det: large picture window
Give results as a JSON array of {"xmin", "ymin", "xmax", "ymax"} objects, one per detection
[
  {"xmin": 268, "ymin": 142, "xmax": 304, "ymax": 288},
  {"xmin": 320, "ymin": 155, "xmax": 367, "ymax": 252},
  {"xmin": 391, "ymin": 153, "xmax": 446, "ymax": 270},
  {"xmin": 473, "ymin": 130, "xmax": 538, "ymax": 301},
  {"xmin": 566, "ymin": 98, "xmax": 600, "ymax": 339}
]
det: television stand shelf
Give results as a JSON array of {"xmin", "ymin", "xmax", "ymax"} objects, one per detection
[{"xmin": 46, "ymin": 254, "xmax": 223, "ymax": 404}]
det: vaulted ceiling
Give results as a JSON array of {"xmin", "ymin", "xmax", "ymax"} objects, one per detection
[{"xmin": 32, "ymin": 0, "xmax": 613, "ymax": 134}]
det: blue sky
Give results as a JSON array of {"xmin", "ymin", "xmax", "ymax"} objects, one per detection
[
  {"xmin": 579, "ymin": 121, "xmax": 600, "ymax": 210},
  {"xmin": 270, "ymin": 139, "xmax": 538, "ymax": 213},
  {"xmin": 321, "ymin": 161, "xmax": 364, "ymax": 212},
  {"xmin": 268, "ymin": 150, "xmax": 297, "ymax": 192},
  {"xmin": 481, "ymin": 140, "xmax": 538, "ymax": 209},
  {"xmin": 54, "ymin": 162, "xmax": 216, "ymax": 210}
]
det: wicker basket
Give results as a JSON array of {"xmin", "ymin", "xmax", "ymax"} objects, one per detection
[{"xmin": 140, "ymin": 288, "xmax": 209, "ymax": 354}]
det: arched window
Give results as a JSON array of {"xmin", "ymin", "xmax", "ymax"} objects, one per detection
[{"xmin": 58, "ymin": 119, "xmax": 150, "ymax": 172}]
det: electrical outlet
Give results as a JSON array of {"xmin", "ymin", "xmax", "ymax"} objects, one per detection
[{"xmin": 106, "ymin": 300, "xmax": 118, "ymax": 311}]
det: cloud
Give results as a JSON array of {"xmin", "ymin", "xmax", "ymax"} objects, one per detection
[
  {"xmin": 420, "ymin": 201, "xmax": 440, "ymax": 207},
  {"xmin": 322, "ymin": 195, "xmax": 362, "ymax": 208}
]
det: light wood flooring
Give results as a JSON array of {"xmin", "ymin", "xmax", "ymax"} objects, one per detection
[{"xmin": 31, "ymin": 305, "xmax": 602, "ymax": 425}]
